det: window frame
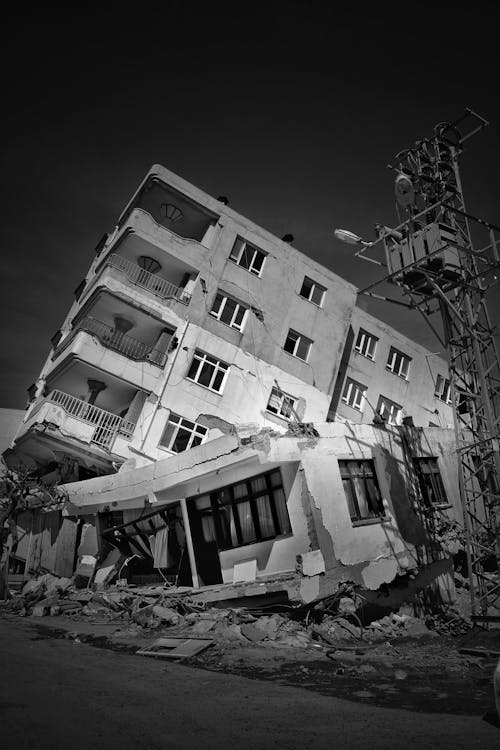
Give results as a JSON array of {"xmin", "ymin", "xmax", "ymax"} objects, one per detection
[
  {"xmin": 414, "ymin": 457, "xmax": 449, "ymax": 508},
  {"xmin": 341, "ymin": 377, "xmax": 367, "ymax": 412},
  {"xmin": 354, "ymin": 328, "xmax": 378, "ymax": 360},
  {"xmin": 186, "ymin": 349, "xmax": 230, "ymax": 393},
  {"xmin": 190, "ymin": 468, "xmax": 292, "ymax": 550},
  {"xmin": 209, "ymin": 292, "xmax": 249, "ymax": 332},
  {"xmin": 386, "ymin": 346, "xmax": 411, "ymax": 380},
  {"xmin": 338, "ymin": 459, "xmax": 385, "ymax": 524},
  {"xmin": 376, "ymin": 395, "xmax": 402, "ymax": 425},
  {"xmin": 229, "ymin": 237, "xmax": 267, "ymax": 277},
  {"xmin": 159, "ymin": 412, "xmax": 208, "ymax": 453},
  {"xmin": 266, "ymin": 386, "xmax": 298, "ymax": 420},
  {"xmin": 283, "ymin": 329, "xmax": 313, "ymax": 362},
  {"xmin": 435, "ymin": 374, "xmax": 452, "ymax": 404},
  {"xmin": 299, "ymin": 276, "xmax": 326, "ymax": 307}
]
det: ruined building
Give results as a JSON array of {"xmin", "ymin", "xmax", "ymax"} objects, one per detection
[{"xmin": 4, "ymin": 165, "xmax": 460, "ymax": 605}]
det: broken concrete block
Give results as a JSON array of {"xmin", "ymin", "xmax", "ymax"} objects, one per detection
[
  {"xmin": 240, "ymin": 623, "xmax": 267, "ymax": 642},
  {"xmin": 21, "ymin": 578, "xmax": 45, "ymax": 598},
  {"xmin": 152, "ymin": 605, "xmax": 180, "ymax": 625},
  {"xmin": 299, "ymin": 550, "xmax": 326, "ymax": 577},
  {"xmin": 253, "ymin": 614, "xmax": 284, "ymax": 640}
]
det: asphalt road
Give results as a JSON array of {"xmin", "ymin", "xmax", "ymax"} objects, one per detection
[{"xmin": 0, "ymin": 617, "xmax": 498, "ymax": 750}]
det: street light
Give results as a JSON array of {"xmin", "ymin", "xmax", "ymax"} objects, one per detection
[{"xmin": 334, "ymin": 228, "xmax": 374, "ymax": 247}]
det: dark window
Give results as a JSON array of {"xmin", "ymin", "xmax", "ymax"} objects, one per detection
[
  {"xmin": 435, "ymin": 375, "xmax": 452, "ymax": 404},
  {"xmin": 299, "ymin": 277, "xmax": 326, "ymax": 307},
  {"xmin": 229, "ymin": 238, "xmax": 267, "ymax": 276},
  {"xmin": 386, "ymin": 347, "xmax": 411, "ymax": 379},
  {"xmin": 414, "ymin": 458, "xmax": 448, "ymax": 507},
  {"xmin": 159, "ymin": 413, "xmax": 207, "ymax": 453},
  {"xmin": 339, "ymin": 459, "xmax": 385, "ymax": 523},
  {"xmin": 284, "ymin": 329, "xmax": 312, "ymax": 361},
  {"xmin": 376, "ymin": 395, "xmax": 402, "ymax": 425},
  {"xmin": 186, "ymin": 350, "xmax": 229, "ymax": 393},
  {"xmin": 191, "ymin": 469, "xmax": 291, "ymax": 550},
  {"xmin": 354, "ymin": 329, "xmax": 378, "ymax": 360},
  {"xmin": 210, "ymin": 292, "xmax": 248, "ymax": 331}
]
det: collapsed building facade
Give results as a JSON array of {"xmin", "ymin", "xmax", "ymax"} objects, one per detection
[{"xmin": 3, "ymin": 165, "xmax": 460, "ymax": 605}]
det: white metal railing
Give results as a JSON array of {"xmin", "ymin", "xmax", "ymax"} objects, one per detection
[
  {"xmin": 74, "ymin": 317, "xmax": 169, "ymax": 366},
  {"xmin": 105, "ymin": 254, "xmax": 191, "ymax": 304},
  {"xmin": 48, "ymin": 390, "xmax": 135, "ymax": 448}
]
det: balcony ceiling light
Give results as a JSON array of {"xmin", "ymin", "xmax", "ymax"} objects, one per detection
[
  {"xmin": 161, "ymin": 203, "xmax": 183, "ymax": 223},
  {"xmin": 138, "ymin": 256, "xmax": 162, "ymax": 274}
]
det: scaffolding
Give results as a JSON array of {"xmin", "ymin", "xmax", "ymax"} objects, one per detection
[{"xmin": 353, "ymin": 109, "xmax": 500, "ymax": 623}]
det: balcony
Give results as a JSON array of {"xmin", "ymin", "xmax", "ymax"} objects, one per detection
[
  {"xmin": 105, "ymin": 253, "xmax": 191, "ymax": 304},
  {"xmin": 36, "ymin": 390, "xmax": 135, "ymax": 450},
  {"xmin": 56, "ymin": 316, "xmax": 170, "ymax": 367}
]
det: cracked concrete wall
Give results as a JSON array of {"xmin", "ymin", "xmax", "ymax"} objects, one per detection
[{"xmin": 63, "ymin": 422, "xmax": 460, "ymax": 595}]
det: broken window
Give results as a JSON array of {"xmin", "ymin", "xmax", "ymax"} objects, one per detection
[
  {"xmin": 186, "ymin": 350, "xmax": 229, "ymax": 393},
  {"xmin": 266, "ymin": 386, "xmax": 298, "ymax": 420},
  {"xmin": 386, "ymin": 347, "xmax": 411, "ymax": 379},
  {"xmin": 210, "ymin": 292, "xmax": 248, "ymax": 331},
  {"xmin": 159, "ymin": 412, "xmax": 208, "ymax": 453},
  {"xmin": 284, "ymin": 329, "xmax": 312, "ymax": 362},
  {"xmin": 338, "ymin": 459, "xmax": 385, "ymax": 523},
  {"xmin": 341, "ymin": 377, "xmax": 367, "ymax": 412},
  {"xmin": 299, "ymin": 276, "xmax": 326, "ymax": 307},
  {"xmin": 229, "ymin": 237, "xmax": 267, "ymax": 276},
  {"xmin": 191, "ymin": 468, "xmax": 291, "ymax": 550},
  {"xmin": 434, "ymin": 374, "xmax": 452, "ymax": 404},
  {"xmin": 414, "ymin": 457, "xmax": 449, "ymax": 507},
  {"xmin": 354, "ymin": 328, "xmax": 378, "ymax": 360},
  {"xmin": 376, "ymin": 395, "xmax": 402, "ymax": 425}
]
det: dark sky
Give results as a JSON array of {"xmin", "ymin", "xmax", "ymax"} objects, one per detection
[{"xmin": 2, "ymin": 4, "xmax": 499, "ymax": 408}]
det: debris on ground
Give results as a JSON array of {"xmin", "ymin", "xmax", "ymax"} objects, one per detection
[{"xmin": 0, "ymin": 570, "xmax": 490, "ymax": 673}]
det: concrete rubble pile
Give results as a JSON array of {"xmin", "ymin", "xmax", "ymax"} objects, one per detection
[{"xmin": 0, "ymin": 572, "xmax": 472, "ymax": 649}]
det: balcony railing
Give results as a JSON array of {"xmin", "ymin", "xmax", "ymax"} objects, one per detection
[
  {"xmin": 49, "ymin": 390, "xmax": 135, "ymax": 448},
  {"xmin": 105, "ymin": 253, "xmax": 191, "ymax": 304},
  {"xmin": 72, "ymin": 317, "xmax": 169, "ymax": 366}
]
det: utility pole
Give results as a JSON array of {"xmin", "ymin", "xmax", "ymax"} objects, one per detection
[{"xmin": 337, "ymin": 109, "xmax": 500, "ymax": 624}]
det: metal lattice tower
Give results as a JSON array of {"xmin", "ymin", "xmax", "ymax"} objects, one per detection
[{"xmin": 359, "ymin": 110, "xmax": 500, "ymax": 623}]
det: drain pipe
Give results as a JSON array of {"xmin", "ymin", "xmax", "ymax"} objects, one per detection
[{"xmin": 138, "ymin": 319, "xmax": 190, "ymax": 453}]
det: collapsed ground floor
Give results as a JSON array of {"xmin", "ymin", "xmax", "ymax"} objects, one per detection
[{"xmin": 7, "ymin": 422, "xmax": 470, "ymax": 613}]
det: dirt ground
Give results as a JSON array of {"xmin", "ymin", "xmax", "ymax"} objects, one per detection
[
  {"xmin": 10, "ymin": 609, "xmax": 500, "ymax": 718},
  {"xmin": 1, "ymin": 614, "xmax": 499, "ymax": 750}
]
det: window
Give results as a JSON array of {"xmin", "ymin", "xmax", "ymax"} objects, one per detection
[
  {"xmin": 186, "ymin": 350, "xmax": 229, "ymax": 393},
  {"xmin": 284, "ymin": 329, "xmax": 312, "ymax": 361},
  {"xmin": 159, "ymin": 412, "xmax": 208, "ymax": 453},
  {"xmin": 354, "ymin": 329, "xmax": 378, "ymax": 360},
  {"xmin": 266, "ymin": 386, "xmax": 298, "ymax": 420},
  {"xmin": 299, "ymin": 277, "xmax": 326, "ymax": 307},
  {"xmin": 435, "ymin": 374, "xmax": 452, "ymax": 404},
  {"xmin": 191, "ymin": 469, "xmax": 292, "ymax": 550},
  {"xmin": 341, "ymin": 378, "xmax": 367, "ymax": 412},
  {"xmin": 339, "ymin": 460, "xmax": 385, "ymax": 523},
  {"xmin": 229, "ymin": 237, "xmax": 267, "ymax": 276},
  {"xmin": 386, "ymin": 347, "xmax": 411, "ymax": 379},
  {"xmin": 210, "ymin": 292, "xmax": 248, "ymax": 331},
  {"xmin": 414, "ymin": 458, "xmax": 448, "ymax": 507},
  {"xmin": 376, "ymin": 395, "xmax": 402, "ymax": 425}
]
